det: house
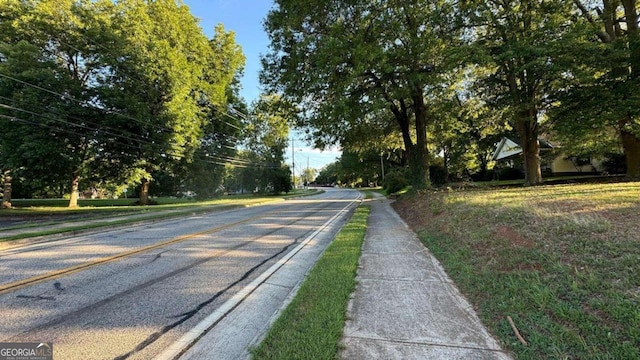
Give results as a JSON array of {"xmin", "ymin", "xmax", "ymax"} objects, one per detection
[{"xmin": 491, "ymin": 137, "xmax": 603, "ymax": 175}]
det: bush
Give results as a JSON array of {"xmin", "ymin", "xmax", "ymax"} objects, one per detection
[
  {"xmin": 602, "ymin": 153, "xmax": 626, "ymax": 175},
  {"xmin": 497, "ymin": 166, "xmax": 524, "ymax": 180},
  {"xmin": 471, "ymin": 169, "xmax": 496, "ymax": 182},
  {"xmin": 429, "ymin": 164, "xmax": 448, "ymax": 186},
  {"xmin": 383, "ymin": 170, "xmax": 409, "ymax": 194}
]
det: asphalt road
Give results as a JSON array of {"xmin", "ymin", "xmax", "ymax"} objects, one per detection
[{"xmin": 0, "ymin": 188, "xmax": 361, "ymax": 359}]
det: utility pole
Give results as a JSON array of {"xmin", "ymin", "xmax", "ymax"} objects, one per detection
[
  {"xmin": 291, "ymin": 138, "xmax": 295, "ymax": 189},
  {"xmin": 380, "ymin": 154, "xmax": 385, "ymax": 181},
  {"xmin": 307, "ymin": 156, "xmax": 309, "ymax": 189}
]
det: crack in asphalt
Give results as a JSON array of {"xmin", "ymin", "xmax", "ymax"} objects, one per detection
[
  {"xmin": 16, "ymin": 294, "xmax": 56, "ymax": 301},
  {"xmin": 111, "ymin": 204, "xmax": 337, "ymax": 360},
  {"xmin": 113, "ymin": 236, "xmax": 301, "ymax": 360}
]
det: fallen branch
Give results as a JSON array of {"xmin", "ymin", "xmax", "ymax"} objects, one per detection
[{"xmin": 507, "ymin": 315, "xmax": 528, "ymax": 346}]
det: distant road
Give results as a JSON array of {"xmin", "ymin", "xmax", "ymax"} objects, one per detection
[{"xmin": 0, "ymin": 188, "xmax": 361, "ymax": 359}]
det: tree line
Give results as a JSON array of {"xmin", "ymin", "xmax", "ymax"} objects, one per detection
[
  {"xmin": 262, "ymin": 0, "xmax": 640, "ymax": 188},
  {"xmin": 0, "ymin": 0, "xmax": 293, "ymax": 208}
]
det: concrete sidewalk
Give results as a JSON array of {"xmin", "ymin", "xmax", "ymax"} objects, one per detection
[{"xmin": 340, "ymin": 195, "xmax": 513, "ymax": 359}]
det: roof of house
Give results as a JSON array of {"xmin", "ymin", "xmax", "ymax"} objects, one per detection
[{"xmin": 491, "ymin": 137, "xmax": 555, "ymax": 161}]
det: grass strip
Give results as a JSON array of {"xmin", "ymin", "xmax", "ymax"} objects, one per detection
[{"xmin": 252, "ymin": 205, "xmax": 370, "ymax": 360}]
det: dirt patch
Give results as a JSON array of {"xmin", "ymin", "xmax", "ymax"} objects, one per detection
[
  {"xmin": 493, "ymin": 225, "xmax": 536, "ymax": 249},
  {"xmin": 393, "ymin": 190, "xmax": 451, "ymax": 227}
]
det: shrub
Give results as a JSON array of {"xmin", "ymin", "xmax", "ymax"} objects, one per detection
[
  {"xmin": 429, "ymin": 164, "xmax": 448, "ymax": 186},
  {"xmin": 602, "ymin": 153, "xmax": 626, "ymax": 175},
  {"xmin": 497, "ymin": 166, "xmax": 524, "ymax": 180},
  {"xmin": 383, "ymin": 169, "xmax": 409, "ymax": 194},
  {"xmin": 471, "ymin": 169, "xmax": 496, "ymax": 182}
]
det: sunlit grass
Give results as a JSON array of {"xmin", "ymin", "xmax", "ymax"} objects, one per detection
[
  {"xmin": 2, "ymin": 190, "xmax": 323, "ymax": 214},
  {"xmin": 393, "ymin": 181, "xmax": 640, "ymax": 359}
]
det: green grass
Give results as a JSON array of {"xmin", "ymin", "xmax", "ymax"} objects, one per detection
[
  {"xmin": 393, "ymin": 182, "xmax": 640, "ymax": 359},
  {"xmin": 460, "ymin": 174, "xmax": 622, "ymax": 188},
  {"xmin": 252, "ymin": 206, "xmax": 370, "ymax": 360}
]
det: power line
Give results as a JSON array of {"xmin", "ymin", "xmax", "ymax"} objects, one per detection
[
  {"xmin": 0, "ymin": 94, "xmax": 284, "ymax": 169},
  {"xmin": 0, "ymin": 22, "xmax": 292, "ymax": 172},
  {"xmin": 0, "ymin": 100, "xmax": 257, "ymax": 167},
  {"xmin": 0, "ymin": 95, "xmax": 242, "ymax": 149},
  {"xmin": 63, "ymin": 27, "xmax": 248, "ymax": 134},
  {"xmin": 0, "ymin": 112, "xmax": 283, "ymax": 169}
]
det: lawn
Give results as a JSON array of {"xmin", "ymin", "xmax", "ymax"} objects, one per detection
[{"xmin": 393, "ymin": 181, "xmax": 640, "ymax": 359}]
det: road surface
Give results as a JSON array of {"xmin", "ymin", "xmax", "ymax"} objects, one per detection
[{"xmin": 0, "ymin": 188, "xmax": 361, "ymax": 359}]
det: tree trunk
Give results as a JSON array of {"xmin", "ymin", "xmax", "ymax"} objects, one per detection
[
  {"xmin": 621, "ymin": 128, "xmax": 640, "ymax": 179},
  {"xmin": 68, "ymin": 173, "xmax": 80, "ymax": 208},
  {"xmin": 139, "ymin": 178, "xmax": 150, "ymax": 205},
  {"xmin": 516, "ymin": 113, "xmax": 542, "ymax": 186},
  {"xmin": 410, "ymin": 91, "xmax": 430, "ymax": 189},
  {"xmin": 389, "ymin": 94, "xmax": 430, "ymax": 189},
  {"xmin": 621, "ymin": 1, "xmax": 640, "ymax": 180},
  {"xmin": 2, "ymin": 170, "xmax": 12, "ymax": 209}
]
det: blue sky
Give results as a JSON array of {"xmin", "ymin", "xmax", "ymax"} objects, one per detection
[{"xmin": 183, "ymin": 0, "xmax": 340, "ymax": 172}]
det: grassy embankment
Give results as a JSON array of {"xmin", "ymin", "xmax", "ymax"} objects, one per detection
[
  {"xmin": 393, "ymin": 181, "xmax": 640, "ymax": 359},
  {"xmin": 252, "ymin": 205, "xmax": 370, "ymax": 359}
]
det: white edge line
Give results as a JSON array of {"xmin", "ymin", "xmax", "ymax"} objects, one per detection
[{"xmin": 155, "ymin": 196, "xmax": 362, "ymax": 360}]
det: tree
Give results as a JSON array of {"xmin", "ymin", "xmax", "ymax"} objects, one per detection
[
  {"xmin": 0, "ymin": 0, "xmax": 116, "ymax": 207},
  {"xmin": 102, "ymin": 0, "xmax": 238, "ymax": 204},
  {"xmin": 1, "ymin": 141, "xmax": 10, "ymax": 208},
  {"xmin": 300, "ymin": 167, "xmax": 317, "ymax": 186},
  {"xmin": 263, "ymin": 0, "xmax": 464, "ymax": 189},
  {"xmin": 554, "ymin": 0, "xmax": 640, "ymax": 179},
  {"xmin": 315, "ymin": 162, "xmax": 339, "ymax": 186},
  {"xmin": 222, "ymin": 94, "xmax": 293, "ymax": 195},
  {"xmin": 183, "ymin": 28, "xmax": 246, "ymax": 199},
  {"xmin": 464, "ymin": 0, "xmax": 574, "ymax": 185},
  {"xmin": 1, "ymin": 0, "xmax": 247, "ymax": 206},
  {"xmin": 429, "ymin": 76, "xmax": 511, "ymax": 182}
]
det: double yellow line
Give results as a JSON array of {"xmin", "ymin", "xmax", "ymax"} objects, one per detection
[{"xmin": 0, "ymin": 213, "xmax": 265, "ymax": 295}]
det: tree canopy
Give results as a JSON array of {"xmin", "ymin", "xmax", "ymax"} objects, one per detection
[
  {"xmin": 0, "ymin": 0, "xmax": 248, "ymax": 206},
  {"xmin": 262, "ymin": 0, "xmax": 640, "ymax": 186},
  {"xmin": 263, "ymin": 0, "xmax": 465, "ymax": 189}
]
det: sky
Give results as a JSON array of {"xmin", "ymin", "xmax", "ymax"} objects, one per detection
[{"xmin": 182, "ymin": 0, "xmax": 340, "ymax": 172}]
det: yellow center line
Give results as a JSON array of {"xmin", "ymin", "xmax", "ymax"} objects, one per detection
[{"xmin": 0, "ymin": 213, "xmax": 268, "ymax": 295}]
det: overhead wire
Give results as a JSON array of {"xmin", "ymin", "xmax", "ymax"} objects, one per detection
[
  {"xmin": 63, "ymin": 28, "xmax": 249, "ymax": 135},
  {"xmin": 0, "ymin": 97, "xmax": 272, "ymax": 168},
  {"xmin": 0, "ymin": 110, "xmax": 281, "ymax": 169},
  {"xmin": 0, "ymin": 73, "xmax": 260, "ymax": 166},
  {"xmin": 0, "ymin": 95, "xmax": 242, "ymax": 151},
  {"xmin": 0, "ymin": 20, "xmax": 292, "ymax": 172}
]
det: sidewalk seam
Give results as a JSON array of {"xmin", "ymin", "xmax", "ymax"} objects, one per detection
[{"xmin": 343, "ymin": 334, "xmax": 510, "ymax": 354}]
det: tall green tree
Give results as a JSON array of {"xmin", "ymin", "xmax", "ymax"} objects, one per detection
[
  {"xmin": 242, "ymin": 94, "xmax": 292, "ymax": 194},
  {"xmin": 1, "ymin": 0, "xmax": 247, "ymax": 206},
  {"xmin": 465, "ymin": 0, "xmax": 574, "ymax": 185},
  {"xmin": 102, "ymin": 0, "xmax": 236, "ymax": 204},
  {"xmin": 183, "ymin": 28, "xmax": 246, "ymax": 199},
  {"xmin": 0, "ymin": 0, "xmax": 116, "ymax": 207},
  {"xmin": 555, "ymin": 0, "xmax": 640, "ymax": 179},
  {"xmin": 263, "ymin": 0, "xmax": 463, "ymax": 189}
]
